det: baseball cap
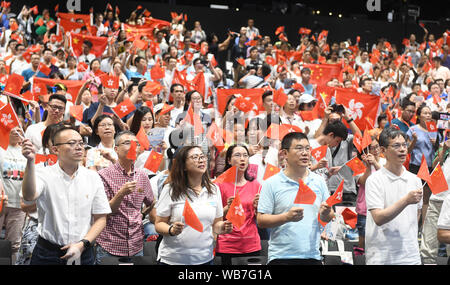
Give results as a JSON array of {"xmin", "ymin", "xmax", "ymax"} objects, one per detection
[{"xmin": 298, "ymin": 94, "xmax": 318, "ymax": 104}]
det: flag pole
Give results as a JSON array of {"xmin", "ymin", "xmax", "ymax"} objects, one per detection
[{"xmin": 421, "ymin": 162, "xmax": 439, "ymax": 189}]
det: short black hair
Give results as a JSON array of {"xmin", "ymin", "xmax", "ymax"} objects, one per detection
[
  {"xmin": 51, "ymin": 126, "xmax": 78, "ymax": 145},
  {"xmin": 281, "ymin": 132, "xmax": 308, "ymax": 150},
  {"xmin": 48, "ymin": 94, "xmax": 67, "ymax": 105},
  {"xmin": 400, "ymin": 99, "xmax": 415, "ymax": 110},
  {"xmin": 379, "ymin": 126, "xmax": 407, "ymax": 148},
  {"xmin": 261, "ymin": 63, "xmax": 272, "ymax": 78},
  {"xmin": 83, "ymin": 40, "xmax": 93, "ymax": 49},
  {"xmin": 262, "ymin": 90, "xmax": 273, "ymax": 102},
  {"xmin": 323, "ymin": 120, "xmax": 348, "ymax": 140}
]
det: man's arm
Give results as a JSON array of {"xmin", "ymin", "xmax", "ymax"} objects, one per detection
[
  {"xmin": 438, "ymin": 229, "xmax": 450, "ymax": 244},
  {"xmin": 108, "ymin": 181, "xmax": 136, "ymax": 214},
  {"xmin": 21, "ymin": 139, "xmax": 38, "ymax": 202}
]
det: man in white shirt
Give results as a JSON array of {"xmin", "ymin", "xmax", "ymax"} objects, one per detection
[
  {"xmin": 9, "ymin": 44, "xmax": 30, "ymax": 75},
  {"xmin": 431, "ymin": 56, "xmax": 450, "ymax": 81},
  {"xmin": 21, "ymin": 126, "xmax": 111, "ymax": 265},
  {"xmin": 355, "ymin": 50, "xmax": 373, "ymax": 76},
  {"xmin": 169, "ymin": 84, "xmax": 185, "ymax": 128},
  {"xmin": 246, "ymin": 19, "xmax": 260, "ymax": 40},
  {"xmin": 78, "ymin": 40, "xmax": 96, "ymax": 65},
  {"xmin": 365, "ymin": 127, "xmax": 423, "ymax": 265}
]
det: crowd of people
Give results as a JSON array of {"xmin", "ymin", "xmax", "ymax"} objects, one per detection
[{"xmin": 0, "ymin": 2, "xmax": 449, "ymax": 265}]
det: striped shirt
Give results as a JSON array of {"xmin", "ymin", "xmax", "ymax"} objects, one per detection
[{"xmin": 96, "ymin": 163, "xmax": 153, "ymax": 256}]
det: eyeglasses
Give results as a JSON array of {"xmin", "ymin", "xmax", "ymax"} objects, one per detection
[
  {"xmin": 54, "ymin": 140, "xmax": 86, "ymax": 148},
  {"xmin": 98, "ymin": 123, "xmax": 114, "ymax": 128},
  {"xmin": 48, "ymin": 105, "xmax": 65, "ymax": 112},
  {"xmin": 188, "ymin": 154, "xmax": 207, "ymax": 162},
  {"xmin": 388, "ymin": 143, "xmax": 408, "ymax": 150},
  {"xmin": 119, "ymin": 140, "xmax": 141, "ymax": 147},
  {"xmin": 290, "ymin": 146, "xmax": 311, "ymax": 153},
  {"xmin": 369, "ymin": 145, "xmax": 380, "ymax": 151},
  {"xmin": 232, "ymin": 153, "xmax": 249, "ymax": 159}
]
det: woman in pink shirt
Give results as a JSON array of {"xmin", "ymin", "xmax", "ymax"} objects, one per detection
[{"xmin": 215, "ymin": 144, "xmax": 262, "ymax": 265}]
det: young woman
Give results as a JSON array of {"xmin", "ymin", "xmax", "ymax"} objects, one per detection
[
  {"xmin": 215, "ymin": 144, "xmax": 262, "ymax": 265},
  {"xmin": 86, "ymin": 115, "xmax": 118, "ymax": 171},
  {"xmin": 155, "ymin": 146, "xmax": 232, "ymax": 265}
]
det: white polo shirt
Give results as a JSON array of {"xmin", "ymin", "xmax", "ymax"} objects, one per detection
[
  {"xmin": 365, "ymin": 166, "xmax": 422, "ymax": 265},
  {"xmin": 156, "ymin": 184, "xmax": 223, "ymax": 265},
  {"xmin": 29, "ymin": 163, "xmax": 111, "ymax": 246},
  {"xmin": 438, "ymin": 193, "xmax": 450, "ymax": 230}
]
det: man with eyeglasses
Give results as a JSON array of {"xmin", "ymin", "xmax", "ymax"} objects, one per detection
[
  {"xmin": 95, "ymin": 131, "xmax": 154, "ymax": 264},
  {"xmin": 21, "ymin": 126, "xmax": 111, "ymax": 265},
  {"xmin": 25, "ymin": 94, "xmax": 67, "ymax": 152},
  {"xmin": 257, "ymin": 132, "xmax": 334, "ymax": 265},
  {"xmin": 365, "ymin": 127, "xmax": 423, "ymax": 265},
  {"xmin": 10, "ymin": 43, "xmax": 30, "ymax": 75},
  {"xmin": 387, "ymin": 99, "xmax": 416, "ymax": 134}
]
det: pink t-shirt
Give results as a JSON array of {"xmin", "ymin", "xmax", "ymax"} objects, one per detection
[{"xmin": 216, "ymin": 179, "xmax": 262, "ymax": 254}]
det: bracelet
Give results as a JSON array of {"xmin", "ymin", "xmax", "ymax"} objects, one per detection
[
  {"xmin": 346, "ymin": 118, "xmax": 354, "ymax": 123},
  {"xmin": 168, "ymin": 224, "xmax": 175, "ymax": 236}
]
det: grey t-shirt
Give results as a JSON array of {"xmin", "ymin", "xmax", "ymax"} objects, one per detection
[{"xmin": 327, "ymin": 134, "xmax": 357, "ymax": 195}]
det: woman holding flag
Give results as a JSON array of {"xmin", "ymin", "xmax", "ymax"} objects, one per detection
[
  {"xmin": 215, "ymin": 144, "xmax": 262, "ymax": 265},
  {"xmin": 155, "ymin": 146, "xmax": 232, "ymax": 265}
]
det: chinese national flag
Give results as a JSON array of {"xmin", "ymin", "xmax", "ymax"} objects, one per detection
[
  {"xmin": 144, "ymin": 150, "xmax": 164, "ymax": 173},
  {"xmin": 298, "ymin": 27, "xmax": 311, "ymax": 35},
  {"xmin": 294, "ymin": 179, "xmax": 317, "ymax": 205},
  {"xmin": 225, "ymin": 190, "xmax": 246, "ymax": 229},
  {"xmin": 126, "ymin": 140, "xmax": 138, "ymax": 161},
  {"xmin": 69, "ymin": 105, "xmax": 83, "ymax": 122},
  {"xmin": 311, "ymin": 145, "xmax": 327, "ymax": 162},
  {"xmin": 214, "ymin": 166, "xmax": 237, "ymax": 184},
  {"xmin": 273, "ymin": 89, "xmax": 288, "ymax": 107},
  {"xmin": 58, "ymin": 18, "xmax": 86, "ymax": 34},
  {"xmin": 291, "ymin": 83, "xmax": 305, "ymax": 93},
  {"xmin": 38, "ymin": 63, "xmax": 52, "ymax": 76},
  {"xmin": 361, "ymin": 129, "xmax": 373, "ymax": 151},
  {"xmin": 206, "ymin": 122, "xmax": 226, "ymax": 153},
  {"xmin": 34, "ymin": 78, "xmax": 85, "ymax": 103},
  {"xmin": 190, "ymin": 72, "xmax": 206, "ymax": 99},
  {"xmin": 353, "ymin": 132, "xmax": 363, "ymax": 154},
  {"xmin": 346, "ymin": 157, "xmax": 367, "ymax": 176},
  {"xmin": 150, "ymin": 62, "xmax": 165, "ymax": 80},
  {"xmin": 113, "ymin": 99, "xmax": 136, "ymax": 118},
  {"xmin": 316, "ymin": 85, "xmax": 335, "ymax": 106},
  {"xmin": 183, "ymin": 104, "xmax": 204, "ymax": 136},
  {"xmin": 335, "ymin": 88, "xmax": 380, "ymax": 131},
  {"xmin": 133, "ymin": 39, "xmax": 148, "ymax": 50},
  {"xmin": 0, "ymin": 103, "xmax": 20, "ymax": 150},
  {"xmin": 70, "ymin": 33, "xmax": 109, "ymax": 58},
  {"xmin": 341, "ymin": 208, "xmax": 357, "ymax": 229},
  {"xmin": 304, "ymin": 64, "xmax": 341, "ymax": 87},
  {"xmin": 417, "ymin": 154, "xmax": 432, "ymax": 184},
  {"xmin": 183, "ymin": 199, "xmax": 203, "ymax": 232},
  {"xmin": 137, "ymin": 126, "xmax": 150, "ymax": 150},
  {"xmin": 171, "ymin": 69, "xmax": 189, "ymax": 89},
  {"xmin": 216, "ymin": 89, "xmax": 264, "ymax": 114},
  {"xmin": 143, "ymin": 81, "xmax": 163, "ymax": 95},
  {"xmin": 326, "ymin": 179, "xmax": 344, "ymax": 206},
  {"xmin": 429, "ymin": 164, "xmax": 449, "ymax": 195},
  {"xmin": 263, "ymin": 163, "xmax": 281, "ymax": 180},
  {"xmin": 4, "ymin": 74, "xmax": 24, "ymax": 96},
  {"xmin": 299, "ymin": 109, "xmax": 319, "ymax": 121},
  {"xmin": 403, "ymin": 153, "xmax": 411, "ymax": 171}
]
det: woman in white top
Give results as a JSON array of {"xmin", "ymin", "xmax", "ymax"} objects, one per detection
[
  {"xmin": 155, "ymin": 146, "xmax": 232, "ymax": 265},
  {"xmin": 86, "ymin": 115, "xmax": 118, "ymax": 171}
]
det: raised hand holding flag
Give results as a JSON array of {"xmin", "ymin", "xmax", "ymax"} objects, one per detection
[
  {"xmin": 326, "ymin": 179, "xmax": 344, "ymax": 207},
  {"xmin": 225, "ymin": 190, "xmax": 246, "ymax": 229}
]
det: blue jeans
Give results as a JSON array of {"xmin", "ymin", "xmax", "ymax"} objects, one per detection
[
  {"xmin": 95, "ymin": 244, "xmax": 143, "ymax": 265},
  {"xmin": 30, "ymin": 237, "xmax": 94, "ymax": 265},
  {"xmin": 356, "ymin": 214, "xmax": 366, "ymax": 237}
]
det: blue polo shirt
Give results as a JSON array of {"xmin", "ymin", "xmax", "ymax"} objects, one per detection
[{"xmin": 258, "ymin": 170, "xmax": 329, "ymax": 262}]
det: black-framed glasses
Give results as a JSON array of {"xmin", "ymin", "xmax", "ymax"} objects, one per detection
[
  {"xmin": 54, "ymin": 140, "xmax": 86, "ymax": 148},
  {"xmin": 48, "ymin": 104, "xmax": 65, "ymax": 112},
  {"xmin": 119, "ymin": 140, "xmax": 141, "ymax": 147},
  {"xmin": 290, "ymin": 146, "xmax": 311, "ymax": 153}
]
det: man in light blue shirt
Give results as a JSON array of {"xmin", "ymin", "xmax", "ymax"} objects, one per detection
[{"xmin": 257, "ymin": 132, "xmax": 334, "ymax": 265}]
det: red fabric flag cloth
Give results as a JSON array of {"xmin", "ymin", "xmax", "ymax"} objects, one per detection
[
  {"xmin": 291, "ymin": 83, "xmax": 305, "ymax": 93},
  {"xmin": 69, "ymin": 105, "xmax": 84, "ymax": 122},
  {"xmin": 183, "ymin": 104, "xmax": 204, "ymax": 136},
  {"xmin": 335, "ymin": 88, "xmax": 381, "ymax": 131},
  {"xmin": 0, "ymin": 103, "xmax": 20, "ymax": 150},
  {"xmin": 126, "ymin": 140, "xmax": 138, "ymax": 161},
  {"xmin": 133, "ymin": 39, "xmax": 148, "ymax": 50},
  {"xmin": 234, "ymin": 96, "xmax": 254, "ymax": 113},
  {"xmin": 35, "ymin": 154, "xmax": 48, "ymax": 164},
  {"xmin": 33, "ymin": 78, "xmax": 85, "ymax": 103},
  {"xmin": 58, "ymin": 12, "xmax": 91, "ymax": 26},
  {"xmin": 171, "ymin": 69, "xmax": 189, "ymax": 90},
  {"xmin": 237, "ymin": 58, "xmax": 246, "ymax": 66},
  {"xmin": 275, "ymin": 26, "xmax": 284, "ymax": 35},
  {"xmin": 183, "ymin": 199, "xmax": 204, "ymax": 232},
  {"xmin": 113, "ymin": 99, "xmax": 136, "ymax": 118},
  {"xmin": 225, "ymin": 190, "xmax": 246, "ymax": 229},
  {"xmin": 36, "ymin": 17, "xmax": 44, "ymax": 27},
  {"xmin": 143, "ymin": 81, "xmax": 163, "ymax": 95},
  {"xmin": 214, "ymin": 166, "xmax": 237, "ymax": 184},
  {"xmin": 346, "ymin": 157, "xmax": 367, "ymax": 176},
  {"xmin": 298, "ymin": 27, "xmax": 311, "ymax": 35},
  {"xmin": 4, "ymin": 73, "xmax": 24, "ymax": 96},
  {"xmin": 100, "ymin": 75, "xmax": 119, "ymax": 89},
  {"xmin": 150, "ymin": 62, "xmax": 165, "ymax": 80},
  {"xmin": 144, "ymin": 150, "xmax": 164, "ymax": 173},
  {"xmin": 318, "ymin": 212, "xmax": 328, "ymax": 227},
  {"xmin": 341, "ymin": 208, "xmax": 357, "ymax": 229},
  {"xmin": 303, "ymin": 63, "xmax": 341, "ymax": 87},
  {"xmin": 353, "ymin": 132, "xmax": 363, "ymax": 154},
  {"xmin": 136, "ymin": 127, "xmax": 150, "ymax": 150},
  {"xmin": 294, "ymin": 179, "xmax": 317, "ymax": 205},
  {"xmin": 70, "ymin": 33, "xmax": 108, "ymax": 58},
  {"xmin": 206, "ymin": 122, "xmax": 226, "ymax": 153},
  {"xmin": 38, "ymin": 63, "xmax": 52, "ymax": 76},
  {"xmin": 159, "ymin": 103, "xmax": 174, "ymax": 116},
  {"xmin": 0, "ymin": 190, "xmax": 4, "ymax": 214},
  {"xmin": 311, "ymin": 145, "xmax": 328, "ymax": 162},
  {"xmin": 417, "ymin": 154, "xmax": 432, "ymax": 184},
  {"xmin": 263, "ymin": 163, "xmax": 281, "ymax": 181},
  {"xmin": 46, "ymin": 20, "xmax": 56, "ymax": 30},
  {"xmin": 426, "ymin": 121, "xmax": 437, "ymax": 133},
  {"xmin": 216, "ymin": 89, "xmax": 264, "ymax": 114},
  {"xmin": 316, "ymin": 85, "xmax": 335, "ymax": 106},
  {"xmin": 429, "ymin": 164, "xmax": 449, "ymax": 195},
  {"xmin": 190, "ymin": 72, "xmax": 206, "ymax": 99},
  {"xmin": 273, "ymin": 89, "xmax": 288, "ymax": 107},
  {"xmin": 361, "ymin": 129, "xmax": 373, "ymax": 151},
  {"xmin": 326, "ymin": 179, "xmax": 344, "ymax": 206}
]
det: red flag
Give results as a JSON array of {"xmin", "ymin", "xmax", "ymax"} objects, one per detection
[
  {"xmin": 143, "ymin": 81, "xmax": 163, "ymax": 95},
  {"xmin": 234, "ymin": 96, "xmax": 254, "ymax": 113},
  {"xmin": 183, "ymin": 199, "xmax": 203, "ymax": 232},
  {"xmin": 30, "ymin": 5, "xmax": 38, "ymax": 15},
  {"xmin": 264, "ymin": 124, "xmax": 302, "ymax": 140},
  {"xmin": 150, "ymin": 62, "xmax": 165, "ymax": 80},
  {"xmin": 4, "ymin": 74, "xmax": 24, "ymax": 96},
  {"xmin": 326, "ymin": 179, "xmax": 344, "ymax": 206},
  {"xmin": 263, "ymin": 163, "xmax": 281, "ymax": 181},
  {"xmin": 426, "ymin": 121, "xmax": 437, "ymax": 133},
  {"xmin": 214, "ymin": 166, "xmax": 237, "ymax": 184},
  {"xmin": 361, "ymin": 129, "xmax": 373, "ymax": 151},
  {"xmin": 210, "ymin": 55, "xmax": 218, "ymax": 67},
  {"xmin": 200, "ymin": 42, "xmax": 208, "ymax": 55},
  {"xmin": 311, "ymin": 145, "xmax": 327, "ymax": 162},
  {"xmin": 183, "ymin": 104, "xmax": 204, "ymax": 136},
  {"xmin": 291, "ymin": 83, "xmax": 305, "ymax": 93},
  {"xmin": 275, "ymin": 26, "xmax": 284, "ymax": 35},
  {"xmin": 216, "ymin": 89, "xmax": 264, "ymax": 114},
  {"xmin": 294, "ymin": 179, "xmax": 317, "ymax": 205},
  {"xmin": 159, "ymin": 103, "xmax": 174, "ymax": 116},
  {"xmin": 70, "ymin": 33, "xmax": 109, "ymax": 58},
  {"xmin": 353, "ymin": 132, "xmax": 363, "ymax": 154},
  {"xmin": 58, "ymin": 12, "xmax": 91, "ymax": 26},
  {"xmin": 206, "ymin": 122, "xmax": 226, "ymax": 153},
  {"xmin": 126, "ymin": 140, "xmax": 138, "ymax": 161},
  {"xmin": 136, "ymin": 127, "xmax": 150, "ymax": 150},
  {"xmin": 417, "ymin": 155, "xmax": 432, "ymax": 184},
  {"xmin": 33, "ymin": 78, "xmax": 84, "ymax": 103},
  {"xmin": 273, "ymin": 89, "xmax": 288, "ymax": 107},
  {"xmin": 46, "ymin": 20, "xmax": 56, "ymax": 30},
  {"xmin": 346, "ymin": 157, "xmax": 367, "ymax": 176},
  {"xmin": 106, "ymin": 3, "xmax": 113, "ymax": 10},
  {"xmin": 100, "ymin": 75, "xmax": 119, "ymax": 89},
  {"xmin": 237, "ymin": 58, "xmax": 246, "ymax": 67},
  {"xmin": 144, "ymin": 150, "xmax": 164, "ymax": 173},
  {"xmin": 0, "ymin": 103, "xmax": 20, "ymax": 150},
  {"xmin": 298, "ymin": 27, "xmax": 311, "ymax": 35},
  {"xmin": 304, "ymin": 63, "xmax": 342, "ymax": 87},
  {"xmin": 36, "ymin": 17, "xmax": 44, "ymax": 27},
  {"xmin": 69, "ymin": 105, "xmax": 83, "ymax": 122},
  {"xmin": 335, "ymin": 88, "xmax": 380, "ymax": 131},
  {"xmin": 265, "ymin": 56, "xmax": 276, "ymax": 66},
  {"xmin": 429, "ymin": 164, "xmax": 449, "ymax": 195},
  {"xmin": 133, "ymin": 39, "xmax": 148, "ymax": 50},
  {"xmin": 190, "ymin": 72, "xmax": 206, "ymax": 99},
  {"xmin": 113, "ymin": 99, "xmax": 136, "ymax": 118},
  {"xmin": 225, "ymin": 190, "xmax": 246, "ymax": 229},
  {"xmin": 38, "ymin": 63, "xmax": 52, "ymax": 76},
  {"xmin": 341, "ymin": 208, "xmax": 357, "ymax": 229}
]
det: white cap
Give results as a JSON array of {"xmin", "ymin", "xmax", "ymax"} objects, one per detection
[
  {"xmin": 298, "ymin": 94, "xmax": 318, "ymax": 104},
  {"xmin": 153, "ymin": 103, "xmax": 164, "ymax": 114}
]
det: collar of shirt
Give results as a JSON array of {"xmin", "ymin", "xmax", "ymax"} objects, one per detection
[
  {"xmin": 381, "ymin": 166, "xmax": 409, "ymax": 182},
  {"xmin": 55, "ymin": 162, "xmax": 80, "ymax": 180},
  {"xmin": 280, "ymin": 169, "xmax": 311, "ymax": 186},
  {"xmin": 113, "ymin": 162, "xmax": 136, "ymax": 179}
]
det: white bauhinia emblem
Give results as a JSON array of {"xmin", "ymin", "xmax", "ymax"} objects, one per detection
[
  {"xmin": 107, "ymin": 79, "xmax": 114, "ymax": 87},
  {"xmin": 120, "ymin": 106, "xmax": 128, "ymax": 113},
  {"xmin": 34, "ymin": 86, "xmax": 41, "ymax": 93},
  {"xmin": 1, "ymin": 113, "xmax": 13, "ymax": 127},
  {"xmin": 355, "ymin": 137, "xmax": 361, "ymax": 145},
  {"xmin": 234, "ymin": 204, "xmax": 244, "ymax": 216},
  {"xmin": 314, "ymin": 151, "xmax": 322, "ymax": 159},
  {"xmin": 347, "ymin": 99, "xmax": 364, "ymax": 120},
  {"xmin": 336, "ymin": 190, "xmax": 343, "ymax": 201}
]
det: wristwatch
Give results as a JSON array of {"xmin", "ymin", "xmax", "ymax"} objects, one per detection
[{"xmin": 80, "ymin": 239, "xmax": 91, "ymax": 249}]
